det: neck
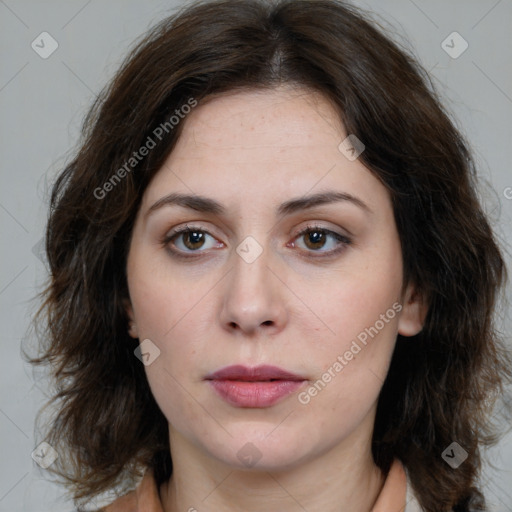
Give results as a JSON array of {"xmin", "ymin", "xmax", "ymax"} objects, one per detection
[{"xmin": 160, "ymin": 414, "xmax": 385, "ymax": 512}]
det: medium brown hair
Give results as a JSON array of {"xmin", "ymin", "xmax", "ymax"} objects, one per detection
[{"xmin": 24, "ymin": 0, "xmax": 512, "ymax": 510}]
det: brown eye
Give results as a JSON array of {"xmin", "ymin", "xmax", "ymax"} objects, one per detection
[
  {"xmin": 303, "ymin": 229, "xmax": 327, "ymax": 250},
  {"xmin": 163, "ymin": 225, "xmax": 221, "ymax": 255},
  {"xmin": 293, "ymin": 225, "xmax": 352, "ymax": 256},
  {"xmin": 180, "ymin": 230, "xmax": 206, "ymax": 250}
]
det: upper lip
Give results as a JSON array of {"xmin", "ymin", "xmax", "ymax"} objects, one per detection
[{"xmin": 205, "ymin": 365, "xmax": 305, "ymax": 382}]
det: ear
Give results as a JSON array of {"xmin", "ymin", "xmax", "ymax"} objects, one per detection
[
  {"xmin": 123, "ymin": 298, "xmax": 139, "ymax": 339},
  {"xmin": 397, "ymin": 283, "xmax": 428, "ymax": 337}
]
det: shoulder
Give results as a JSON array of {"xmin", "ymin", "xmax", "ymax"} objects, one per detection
[
  {"xmin": 102, "ymin": 467, "xmax": 163, "ymax": 512},
  {"xmin": 70, "ymin": 468, "xmax": 161, "ymax": 512},
  {"xmin": 69, "ymin": 494, "xmax": 137, "ymax": 512},
  {"xmin": 404, "ymin": 467, "xmax": 423, "ymax": 512}
]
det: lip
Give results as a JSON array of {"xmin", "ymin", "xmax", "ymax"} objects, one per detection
[{"xmin": 205, "ymin": 365, "xmax": 306, "ymax": 408}]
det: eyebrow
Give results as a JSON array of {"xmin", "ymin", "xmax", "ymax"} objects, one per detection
[{"xmin": 146, "ymin": 190, "xmax": 372, "ymax": 218}]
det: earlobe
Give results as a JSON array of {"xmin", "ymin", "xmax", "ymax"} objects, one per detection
[
  {"xmin": 397, "ymin": 284, "xmax": 428, "ymax": 337},
  {"xmin": 128, "ymin": 321, "xmax": 139, "ymax": 338},
  {"xmin": 123, "ymin": 298, "xmax": 139, "ymax": 339}
]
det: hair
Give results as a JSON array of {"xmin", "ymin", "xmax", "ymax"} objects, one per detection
[{"xmin": 24, "ymin": 0, "xmax": 512, "ymax": 510}]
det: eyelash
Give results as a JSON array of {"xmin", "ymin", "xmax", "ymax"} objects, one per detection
[{"xmin": 161, "ymin": 223, "xmax": 352, "ymax": 260}]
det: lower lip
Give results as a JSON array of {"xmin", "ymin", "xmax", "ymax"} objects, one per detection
[{"xmin": 208, "ymin": 380, "xmax": 305, "ymax": 408}]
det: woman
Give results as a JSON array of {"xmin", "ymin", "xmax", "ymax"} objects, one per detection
[{"xmin": 25, "ymin": 0, "xmax": 512, "ymax": 511}]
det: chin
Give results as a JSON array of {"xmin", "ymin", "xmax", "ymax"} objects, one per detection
[{"xmin": 202, "ymin": 426, "xmax": 317, "ymax": 472}]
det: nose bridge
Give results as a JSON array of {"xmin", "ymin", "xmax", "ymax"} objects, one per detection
[
  {"xmin": 219, "ymin": 232, "xmax": 286, "ymax": 333},
  {"xmin": 231, "ymin": 233, "xmax": 273, "ymax": 303}
]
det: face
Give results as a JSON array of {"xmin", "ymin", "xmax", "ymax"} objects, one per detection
[{"xmin": 125, "ymin": 86, "xmax": 425, "ymax": 471}]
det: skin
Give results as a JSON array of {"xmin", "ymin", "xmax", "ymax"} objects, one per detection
[{"xmin": 125, "ymin": 85, "xmax": 427, "ymax": 512}]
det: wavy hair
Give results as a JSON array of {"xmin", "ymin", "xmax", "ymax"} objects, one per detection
[{"xmin": 24, "ymin": 0, "xmax": 512, "ymax": 510}]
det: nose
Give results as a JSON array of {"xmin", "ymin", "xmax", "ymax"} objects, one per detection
[{"xmin": 218, "ymin": 240, "xmax": 288, "ymax": 337}]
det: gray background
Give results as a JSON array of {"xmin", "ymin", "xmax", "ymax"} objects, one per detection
[{"xmin": 1, "ymin": 0, "xmax": 511, "ymax": 511}]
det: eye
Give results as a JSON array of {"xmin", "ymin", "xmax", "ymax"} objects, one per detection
[
  {"xmin": 291, "ymin": 224, "xmax": 352, "ymax": 257},
  {"xmin": 162, "ymin": 224, "xmax": 223, "ymax": 256},
  {"xmin": 162, "ymin": 223, "xmax": 352, "ymax": 259}
]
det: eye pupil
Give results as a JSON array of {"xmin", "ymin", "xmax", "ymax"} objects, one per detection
[
  {"xmin": 305, "ymin": 230, "xmax": 325, "ymax": 249},
  {"xmin": 184, "ymin": 231, "xmax": 204, "ymax": 249}
]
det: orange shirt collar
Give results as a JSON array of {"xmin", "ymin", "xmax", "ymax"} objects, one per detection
[{"xmin": 104, "ymin": 458, "xmax": 408, "ymax": 512}]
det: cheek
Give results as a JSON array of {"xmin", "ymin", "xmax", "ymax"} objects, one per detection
[
  {"xmin": 127, "ymin": 249, "xmax": 207, "ymax": 338},
  {"xmin": 131, "ymin": 270, "xmax": 210, "ymax": 429},
  {"xmin": 144, "ymin": 361, "xmax": 206, "ymax": 440},
  {"xmin": 296, "ymin": 237, "xmax": 403, "ymax": 402},
  {"xmin": 300, "ymin": 239, "xmax": 402, "ymax": 348},
  {"xmin": 130, "ymin": 275, "xmax": 209, "ymax": 380},
  {"xmin": 126, "ymin": 262, "xmax": 209, "ymax": 418}
]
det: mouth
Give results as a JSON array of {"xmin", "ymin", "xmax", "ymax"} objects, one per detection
[{"xmin": 204, "ymin": 365, "xmax": 307, "ymax": 408}]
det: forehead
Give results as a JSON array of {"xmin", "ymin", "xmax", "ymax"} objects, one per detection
[
  {"xmin": 179, "ymin": 86, "xmax": 344, "ymax": 149},
  {"xmin": 140, "ymin": 86, "xmax": 389, "ymax": 216}
]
